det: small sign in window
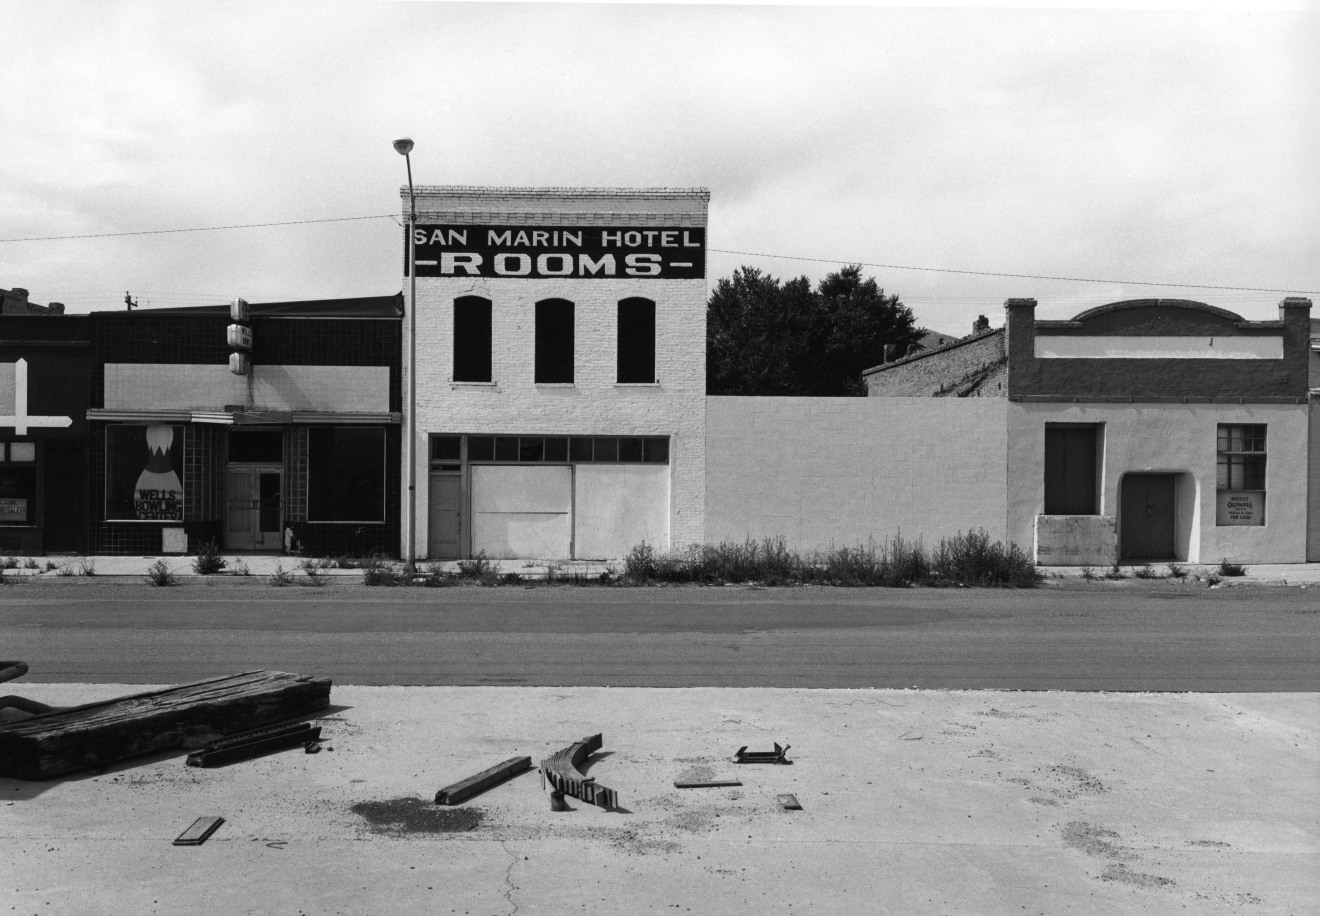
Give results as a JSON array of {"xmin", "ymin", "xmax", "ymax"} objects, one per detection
[{"xmin": 1216, "ymin": 491, "xmax": 1264, "ymax": 526}]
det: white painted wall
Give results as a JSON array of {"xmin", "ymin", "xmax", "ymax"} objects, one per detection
[
  {"xmin": 705, "ymin": 397, "xmax": 1009, "ymax": 551},
  {"xmin": 1008, "ymin": 402, "xmax": 1310, "ymax": 564},
  {"xmin": 1035, "ymin": 336, "xmax": 1283, "ymax": 359},
  {"xmin": 407, "ymin": 189, "xmax": 707, "ymax": 559},
  {"xmin": 104, "ymin": 364, "xmax": 390, "ymax": 412}
]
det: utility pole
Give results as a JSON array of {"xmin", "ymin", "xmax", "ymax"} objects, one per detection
[{"xmin": 124, "ymin": 292, "xmax": 138, "ymax": 311}]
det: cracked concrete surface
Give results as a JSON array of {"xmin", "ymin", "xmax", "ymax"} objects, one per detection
[{"xmin": 1, "ymin": 686, "xmax": 1315, "ymax": 914}]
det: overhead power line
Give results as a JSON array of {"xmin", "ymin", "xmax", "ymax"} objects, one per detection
[
  {"xmin": 709, "ymin": 248, "xmax": 1316, "ymax": 296},
  {"xmin": 0, "ymin": 214, "xmax": 395, "ymax": 243},
  {"xmin": 1, "ymin": 214, "xmax": 1312, "ymax": 296}
]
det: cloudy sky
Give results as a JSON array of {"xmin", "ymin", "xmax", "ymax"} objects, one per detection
[{"xmin": 2, "ymin": 1, "xmax": 1315, "ymax": 332}]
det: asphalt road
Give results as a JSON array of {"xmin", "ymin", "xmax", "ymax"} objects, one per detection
[{"xmin": 2, "ymin": 579, "xmax": 1317, "ymax": 690}]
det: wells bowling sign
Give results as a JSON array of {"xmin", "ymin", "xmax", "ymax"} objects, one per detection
[{"xmin": 407, "ymin": 225, "xmax": 705, "ymax": 280}]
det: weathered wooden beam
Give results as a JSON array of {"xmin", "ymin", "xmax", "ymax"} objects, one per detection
[
  {"xmin": 0, "ymin": 670, "xmax": 332, "ymax": 780},
  {"xmin": 674, "ymin": 779, "xmax": 743, "ymax": 788},
  {"xmin": 186, "ymin": 723, "xmax": 323, "ymax": 768},
  {"xmin": 174, "ymin": 816, "xmax": 225, "ymax": 846},
  {"xmin": 435, "ymin": 756, "xmax": 532, "ymax": 805}
]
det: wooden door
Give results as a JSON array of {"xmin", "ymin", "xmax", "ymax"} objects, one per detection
[
  {"xmin": 1120, "ymin": 474, "xmax": 1176, "ymax": 559},
  {"xmin": 428, "ymin": 472, "xmax": 462, "ymax": 559}
]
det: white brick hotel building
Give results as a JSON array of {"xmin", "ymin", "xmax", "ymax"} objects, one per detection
[{"xmin": 402, "ymin": 187, "xmax": 708, "ymax": 560}]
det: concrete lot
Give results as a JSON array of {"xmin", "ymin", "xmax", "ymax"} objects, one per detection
[{"xmin": 2, "ymin": 684, "xmax": 1316, "ymax": 915}]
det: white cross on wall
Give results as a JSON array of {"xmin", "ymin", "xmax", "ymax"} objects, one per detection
[{"xmin": 0, "ymin": 359, "xmax": 72, "ymax": 435}]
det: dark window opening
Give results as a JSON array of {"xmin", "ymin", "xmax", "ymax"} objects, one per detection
[
  {"xmin": 570, "ymin": 437, "xmax": 593, "ymax": 462},
  {"xmin": 593, "ymin": 437, "xmax": 618, "ymax": 462},
  {"xmin": 618, "ymin": 438, "xmax": 643, "ymax": 462},
  {"xmin": 544, "ymin": 437, "xmax": 568, "ymax": 462},
  {"xmin": 453, "ymin": 296, "xmax": 493, "ymax": 382},
  {"xmin": 495, "ymin": 436, "xmax": 519, "ymax": 461},
  {"xmin": 643, "ymin": 437, "xmax": 669, "ymax": 463},
  {"xmin": 456, "ymin": 434, "xmax": 669, "ymax": 464},
  {"xmin": 1044, "ymin": 425, "xmax": 1099, "ymax": 515},
  {"xmin": 228, "ymin": 430, "xmax": 283, "ymax": 463},
  {"xmin": 0, "ymin": 465, "xmax": 37, "ymax": 525},
  {"xmin": 617, "ymin": 297, "xmax": 656, "ymax": 383},
  {"xmin": 430, "ymin": 435, "xmax": 461, "ymax": 462},
  {"xmin": 307, "ymin": 427, "xmax": 385, "ymax": 522},
  {"xmin": 467, "ymin": 436, "xmax": 494, "ymax": 461},
  {"xmin": 518, "ymin": 437, "xmax": 544, "ymax": 462},
  {"xmin": 535, "ymin": 298, "xmax": 574, "ymax": 383}
]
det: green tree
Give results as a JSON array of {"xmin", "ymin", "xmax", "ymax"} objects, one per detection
[{"xmin": 706, "ymin": 264, "xmax": 918, "ymax": 396}]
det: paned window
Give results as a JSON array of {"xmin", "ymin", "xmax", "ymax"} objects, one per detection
[
  {"xmin": 456, "ymin": 435, "xmax": 668, "ymax": 465},
  {"xmin": 0, "ymin": 442, "xmax": 37, "ymax": 524},
  {"xmin": 1216, "ymin": 424, "xmax": 1265, "ymax": 526}
]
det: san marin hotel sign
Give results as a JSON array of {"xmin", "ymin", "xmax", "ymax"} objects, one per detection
[{"xmin": 406, "ymin": 226, "xmax": 706, "ymax": 279}]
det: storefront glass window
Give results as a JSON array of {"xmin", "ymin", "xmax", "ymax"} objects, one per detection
[
  {"xmin": 1216, "ymin": 424, "xmax": 1265, "ymax": 526},
  {"xmin": 106, "ymin": 425, "xmax": 184, "ymax": 521},
  {"xmin": 307, "ymin": 427, "xmax": 385, "ymax": 522},
  {"xmin": 0, "ymin": 444, "xmax": 36, "ymax": 524}
]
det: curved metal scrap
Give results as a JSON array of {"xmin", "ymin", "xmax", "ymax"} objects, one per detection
[
  {"xmin": 540, "ymin": 732, "xmax": 618, "ymax": 809},
  {"xmin": 0, "ymin": 662, "xmax": 30, "ymax": 685}
]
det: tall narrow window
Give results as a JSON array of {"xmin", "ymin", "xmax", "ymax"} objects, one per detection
[
  {"xmin": 1043, "ymin": 424, "xmax": 1099, "ymax": 515},
  {"xmin": 1216, "ymin": 424, "xmax": 1266, "ymax": 526},
  {"xmin": 617, "ymin": 297, "xmax": 656, "ymax": 383},
  {"xmin": 453, "ymin": 296, "xmax": 492, "ymax": 382},
  {"xmin": 535, "ymin": 298, "xmax": 574, "ymax": 383}
]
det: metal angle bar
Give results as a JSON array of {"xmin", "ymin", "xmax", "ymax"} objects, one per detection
[
  {"xmin": 674, "ymin": 779, "xmax": 743, "ymax": 789},
  {"xmin": 777, "ymin": 794, "xmax": 803, "ymax": 810},
  {"xmin": 435, "ymin": 756, "xmax": 533, "ymax": 805},
  {"xmin": 732, "ymin": 743, "xmax": 792, "ymax": 764},
  {"xmin": 186, "ymin": 726, "xmax": 322, "ymax": 768},
  {"xmin": 194, "ymin": 721, "xmax": 316, "ymax": 753},
  {"xmin": 174, "ymin": 816, "xmax": 225, "ymax": 846}
]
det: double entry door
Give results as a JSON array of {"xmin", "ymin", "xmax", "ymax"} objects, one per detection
[
  {"xmin": 224, "ymin": 466, "xmax": 283, "ymax": 551},
  {"xmin": 1119, "ymin": 473, "xmax": 1176, "ymax": 560}
]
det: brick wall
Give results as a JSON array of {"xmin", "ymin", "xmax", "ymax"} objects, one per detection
[
  {"xmin": 407, "ymin": 188, "xmax": 708, "ymax": 555},
  {"xmin": 863, "ymin": 330, "xmax": 1007, "ymax": 398},
  {"xmin": 705, "ymin": 397, "xmax": 1009, "ymax": 551}
]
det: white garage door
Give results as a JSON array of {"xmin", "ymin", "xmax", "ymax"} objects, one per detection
[{"xmin": 471, "ymin": 465, "xmax": 572, "ymax": 559}]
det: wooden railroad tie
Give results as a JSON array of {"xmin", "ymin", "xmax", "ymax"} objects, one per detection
[
  {"xmin": 435, "ymin": 756, "xmax": 533, "ymax": 805},
  {"xmin": 0, "ymin": 670, "xmax": 332, "ymax": 780}
]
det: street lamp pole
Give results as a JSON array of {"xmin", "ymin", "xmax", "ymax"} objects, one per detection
[{"xmin": 393, "ymin": 137, "xmax": 417, "ymax": 574}]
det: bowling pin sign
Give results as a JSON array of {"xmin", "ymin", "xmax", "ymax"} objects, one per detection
[{"xmin": 133, "ymin": 425, "xmax": 184, "ymax": 520}]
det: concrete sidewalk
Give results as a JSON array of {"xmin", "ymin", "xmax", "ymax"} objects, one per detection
[
  {"xmin": 5, "ymin": 552, "xmax": 1320, "ymax": 586},
  {"xmin": 1, "ymin": 685, "xmax": 1315, "ymax": 915}
]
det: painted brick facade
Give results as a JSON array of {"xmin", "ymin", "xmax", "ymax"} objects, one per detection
[
  {"xmin": 406, "ymin": 187, "xmax": 708, "ymax": 557},
  {"xmin": 863, "ymin": 329, "xmax": 1007, "ymax": 397},
  {"xmin": 706, "ymin": 397, "xmax": 1009, "ymax": 550}
]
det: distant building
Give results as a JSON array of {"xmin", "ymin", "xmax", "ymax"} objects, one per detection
[
  {"xmin": 1, "ymin": 288, "xmax": 65, "ymax": 316},
  {"xmin": 864, "ymin": 297, "xmax": 1314, "ymax": 565}
]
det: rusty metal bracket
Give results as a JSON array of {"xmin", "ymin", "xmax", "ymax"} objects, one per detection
[
  {"xmin": 540, "ymin": 733, "xmax": 618, "ymax": 810},
  {"xmin": 732, "ymin": 743, "xmax": 792, "ymax": 765}
]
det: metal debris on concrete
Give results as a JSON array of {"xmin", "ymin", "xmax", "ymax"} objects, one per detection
[
  {"xmin": 777, "ymin": 794, "xmax": 803, "ymax": 810},
  {"xmin": 733, "ymin": 743, "xmax": 792, "ymax": 764},
  {"xmin": 674, "ymin": 779, "xmax": 743, "ymax": 788},
  {"xmin": 435, "ymin": 756, "xmax": 533, "ymax": 805},
  {"xmin": 173, "ymin": 816, "xmax": 225, "ymax": 846},
  {"xmin": 0, "ymin": 660, "xmax": 60, "ymax": 716},
  {"xmin": 540, "ymin": 733, "xmax": 619, "ymax": 809},
  {"xmin": 186, "ymin": 722, "xmax": 323, "ymax": 768}
]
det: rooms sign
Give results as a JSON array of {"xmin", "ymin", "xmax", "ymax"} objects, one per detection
[{"xmin": 407, "ymin": 226, "xmax": 706, "ymax": 280}]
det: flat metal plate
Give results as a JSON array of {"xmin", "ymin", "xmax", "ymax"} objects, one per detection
[
  {"xmin": 777, "ymin": 794, "xmax": 802, "ymax": 810},
  {"xmin": 174, "ymin": 816, "xmax": 225, "ymax": 846}
]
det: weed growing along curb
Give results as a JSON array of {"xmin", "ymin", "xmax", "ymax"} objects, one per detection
[
  {"xmin": 145, "ymin": 560, "xmax": 177, "ymax": 586},
  {"xmin": 1218, "ymin": 558, "xmax": 1248, "ymax": 577},
  {"xmin": 1133, "ymin": 564, "xmax": 1159, "ymax": 579},
  {"xmin": 192, "ymin": 539, "xmax": 227, "ymax": 575},
  {"xmin": 268, "ymin": 564, "xmax": 294, "ymax": 587},
  {"xmin": 1167, "ymin": 563, "xmax": 1187, "ymax": 579},
  {"xmin": 622, "ymin": 530, "xmax": 1041, "ymax": 588}
]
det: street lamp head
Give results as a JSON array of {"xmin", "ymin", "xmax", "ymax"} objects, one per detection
[{"xmin": 392, "ymin": 137, "xmax": 414, "ymax": 156}]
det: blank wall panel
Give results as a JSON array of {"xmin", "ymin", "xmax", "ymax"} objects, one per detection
[
  {"xmin": 471, "ymin": 465, "xmax": 571, "ymax": 559},
  {"xmin": 574, "ymin": 464, "xmax": 669, "ymax": 559}
]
